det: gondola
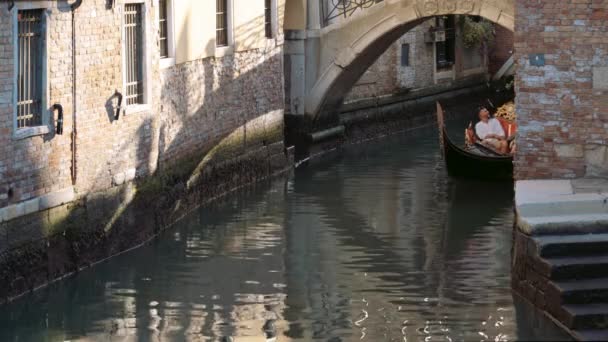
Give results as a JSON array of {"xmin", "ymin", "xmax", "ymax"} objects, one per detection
[{"xmin": 436, "ymin": 102, "xmax": 513, "ymax": 180}]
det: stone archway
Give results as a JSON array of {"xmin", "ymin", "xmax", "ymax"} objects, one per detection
[{"xmin": 301, "ymin": 0, "xmax": 514, "ymax": 119}]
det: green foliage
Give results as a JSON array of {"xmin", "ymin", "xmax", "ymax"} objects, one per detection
[{"xmin": 460, "ymin": 16, "xmax": 495, "ymax": 48}]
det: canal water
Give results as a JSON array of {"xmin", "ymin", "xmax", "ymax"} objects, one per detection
[{"xmin": 0, "ymin": 108, "xmax": 569, "ymax": 341}]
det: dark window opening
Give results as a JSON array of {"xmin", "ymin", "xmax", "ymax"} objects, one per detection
[
  {"xmin": 159, "ymin": 0, "xmax": 169, "ymax": 58},
  {"xmin": 435, "ymin": 16, "xmax": 455, "ymax": 70},
  {"xmin": 401, "ymin": 43, "xmax": 410, "ymax": 67},
  {"xmin": 265, "ymin": 0, "xmax": 273, "ymax": 38},
  {"xmin": 216, "ymin": 0, "xmax": 228, "ymax": 46}
]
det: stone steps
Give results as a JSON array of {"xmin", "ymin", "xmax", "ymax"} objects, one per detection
[
  {"xmin": 534, "ymin": 234, "xmax": 608, "ymax": 258},
  {"xmin": 573, "ymin": 329, "xmax": 608, "ymax": 341},
  {"xmin": 551, "ymin": 277, "xmax": 608, "ymax": 305},
  {"xmin": 540, "ymin": 254, "xmax": 608, "ymax": 281},
  {"xmin": 536, "ymin": 237, "xmax": 608, "ymax": 337},
  {"xmin": 563, "ymin": 304, "xmax": 608, "ymax": 331}
]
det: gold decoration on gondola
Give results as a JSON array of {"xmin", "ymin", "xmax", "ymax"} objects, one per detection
[{"xmin": 494, "ymin": 101, "xmax": 516, "ymax": 122}]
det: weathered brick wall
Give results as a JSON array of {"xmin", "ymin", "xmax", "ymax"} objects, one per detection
[
  {"xmin": 489, "ymin": 24, "xmax": 514, "ymax": 75},
  {"xmin": 395, "ymin": 21, "xmax": 436, "ymax": 90},
  {"xmin": 0, "ymin": 0, "xmax": 285, "ymax": 211},
  {"xmin": 0, "ymin": 0, "xmax": 161, "ymax": 206},
  {"xmin": 158, "ymin": 44, "xmax": 285, "ymax": 167},
  {"xmin": 515, "ymin": 0, "xmax": 608, "ymax": 179},
  {"xmin": 344, "ymin": 41, "xmax": 399, "ymax": 101},
  {"xmin": 74, "ymin": 0, "xmax": 161, "ymax": 194},
  {"xmin": 0, "ymin": 3, "xmax": 74, "ymax": 208}
]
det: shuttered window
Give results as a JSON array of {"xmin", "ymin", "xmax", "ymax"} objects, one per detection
[
  {"xmin": 216, "ymin": 0, "xmax": 228, "ymax": 46},
  {"xmin": 17, "ymin": 10, "xmax": 44, "ymax": 128},
  {"xmin": 124, "ymin": 4, "xmax": 144, "ymax": 105},
  {"xmin": 159, "ymin": 0, "xmax": 169, "ymax": 58},
  {"xmin": 264, "ymin": 0, "xmax": 273, "ymax": 38}
]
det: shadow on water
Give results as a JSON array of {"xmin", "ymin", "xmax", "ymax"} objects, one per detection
[{"xmin": 0, "ymin": 100, "xmax": 571, "ymax": 341}]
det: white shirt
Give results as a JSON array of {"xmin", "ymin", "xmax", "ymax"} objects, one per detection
[{"xmin": 475, "ymin": 118, "xmax": 505, "ymax": 140}]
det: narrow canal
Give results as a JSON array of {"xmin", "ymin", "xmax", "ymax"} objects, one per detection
[{"xmin": 0, "ymin": 102, "xmax": 569, "ymax": 341}]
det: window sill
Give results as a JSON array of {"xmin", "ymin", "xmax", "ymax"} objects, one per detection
[
  {"xmin": 13, "ymin": 125, "xmax": 50, "ymax": 140},
  {"xmin": 160, "ymin": 57, "xmax": 176, "ymax": 69},
  {"xmin": 124, "ymin": 104, "xmax": 151, "ymax": 116},
  {"xmin": 215, "ymin": 45, "xmax": 234, "ymax": 58}
]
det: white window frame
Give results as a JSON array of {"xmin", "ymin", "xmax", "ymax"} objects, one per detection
[
  {"xmin": 215, "ymin": 0, "xmax": 234, "ymax": 57},
  {"xmin": 158, "ymin": 0, "xmax": 175, "ymax": 69},
  {"xmin": 121, "ymin": 0, "xmax": 151, "ymax": 115},
  {"xmin": 11, "ymin": 3, "xmax": 51, "ymax": 140}
]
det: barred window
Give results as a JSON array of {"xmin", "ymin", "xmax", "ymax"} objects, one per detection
[
  {"xmin": 264, "ymin": 0, "xmax": 273, "ymax": 38},
  {"xmin": 17, "ymin": 10, "xmax": 45, "ymax": 128},
  {"xmin": 159, "ymin": 0, "xmax": 169, "ymax": 58},
  {"xmin": 216, "ymin": 0, "xmax": 228, "ymax": 46},
  {"xmin": 124, "ymin": 4, "xmax": 144, "ymax": 105}
]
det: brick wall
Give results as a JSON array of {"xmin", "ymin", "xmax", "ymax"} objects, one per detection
[
  {"xmin": 0, "ymin": 0, "xmax": 285, "ymax": 214},
  {"xmin": 159, "ymin": 44, "xmax": 284, "ymax": 168},
  {"xmin": 344, "ymin": 41, "xmax": 399, "ymax": 101},
  {"xmin": 514, "ymin": 0, "xmax": 608, "ymax": 179},
  {"xmin": 395, "ymin": 21, "xmax": 436, "ymax": 90},
  {"xmin": 0, "ymin": 3, "xmax": 74, "ymax": 208}
]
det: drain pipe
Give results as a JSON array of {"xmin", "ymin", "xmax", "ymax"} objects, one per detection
[
  {"xmin": 70, "ymin": 0, "xmax": 83, "ymax": 185},
  {"xmin": 307, "ymin": 125, "xmax": 345, "ymax": 143}
]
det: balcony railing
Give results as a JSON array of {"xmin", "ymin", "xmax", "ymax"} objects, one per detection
[{"xmin": 321, "ymin": 0, "xmax": 383, "ymax": 27}]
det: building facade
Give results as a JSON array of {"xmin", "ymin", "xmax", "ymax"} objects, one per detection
[
  {"xmin": 0, "ymin": 0, "xmax": 290, "ymax": 301},
  {"xmin": 346, "ymin": 16, "xmax": 513, "ymax": 102}
]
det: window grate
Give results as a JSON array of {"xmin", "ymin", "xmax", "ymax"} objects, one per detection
[
  {"xmin": 124, "ymin": 4, "xmax": 144, "ymax": 105},
  {"xmin": 264, "ymin": 0, "xmax": 273, "ymax": 38},
  {"xmin": 159, "ymin": 0, "xmax": 168, "ymax": 58},
  {"xmin": 17, "ymin": 10, "xmax": 44, "ymax": 128},
  {"xmin": 216, "ymin": 0, "xmax": 228, "ymax": 46}
]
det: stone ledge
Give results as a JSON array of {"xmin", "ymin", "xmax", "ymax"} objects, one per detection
[
  {"xmin": 519, "ymin": 214, "xmax": 608, "ymax": 236},
  {"xmin": 0, "ymin": 188, "xmax": 75, "ymax": 224},
  {"xmin": 516, "ymin": 179, "xmax": 608, "ymax": 235}
]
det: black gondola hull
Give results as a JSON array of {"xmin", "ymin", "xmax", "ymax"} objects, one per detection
[{"xmin": 436, "ymin": 103, "xmax": 513, "ymax": 181}]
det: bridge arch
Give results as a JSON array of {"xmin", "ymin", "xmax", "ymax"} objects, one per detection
[{"xmin": 301, "ymin": 0, "xmax": 514, "ymax": 119}]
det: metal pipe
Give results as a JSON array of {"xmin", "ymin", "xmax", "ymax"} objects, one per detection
[
  {"xmin": 307, "ymin": 125, "xmax": 345, "ymax": 143},
  {"xmin": 52, "ymin": 103, "xmax": 63, "ymax": 135},
  {"xmin": 70, "ymin": 0, "xmax": 83, "ymax": 185}
]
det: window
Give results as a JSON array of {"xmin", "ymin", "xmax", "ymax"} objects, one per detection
[
  {"xmin": 159, "ymin": 0, "xmax": 169, "ymax": 58},
  {"xmin": 124, "ymin": 4, "xmax": 144, "ymax": 105},
  {"xmin": 401, "ymin": 44, "xmax": 410, "ymax": 67},
  {"xmin": 264, "ymin": 0, "xmax": 273, "ymax": 38},
  {"xmin": 435, "ymin": 16, "xmax": 455, "ymax": 70},
  {"xmin": 17, "ymin": 9, "xmax": 45, "ymax": 129},
  {"xmin": 216, "ymin": 0, "xmax": 228, "ymax": 46}
]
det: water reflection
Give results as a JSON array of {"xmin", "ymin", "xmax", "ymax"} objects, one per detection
[{"xmin": 0, "ymin": 116, "xmax": 567, "ymax": 341}]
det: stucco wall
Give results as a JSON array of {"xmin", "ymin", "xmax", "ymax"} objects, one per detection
[{"xmin": 174, "ymin": 0, "xmax": 286, "ymax": 63}]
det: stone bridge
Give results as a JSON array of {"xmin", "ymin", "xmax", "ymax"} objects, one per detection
[{"xmin": 283, "ymin": 0, "xmax": 514, "ymax": 120}]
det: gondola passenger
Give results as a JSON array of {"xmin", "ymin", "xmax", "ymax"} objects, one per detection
[{"xmin": 475, "ymin": 107, "xmax": 508, "ymax": 154}]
